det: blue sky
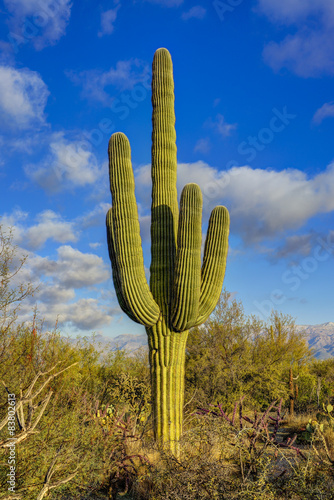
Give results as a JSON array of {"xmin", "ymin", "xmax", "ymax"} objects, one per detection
[{"xmin": 0, "ymin": 0, "xmax": 333, "ymax": 338}]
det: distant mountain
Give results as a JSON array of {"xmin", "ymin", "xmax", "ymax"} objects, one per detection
[
  {"xmin": 66, "ymin": 323, "xmax": 334, "ymax": 361},
  {"xmin": 66, "ymin": 333, "xmax": 148, "ymax": 357},
  {"xmin": 297, "ymin": 322, "xmax": 334, "ymax": 360},
  {"xmin": 105, "ymin": 333, "xmax": 148, "ymax": 354}
]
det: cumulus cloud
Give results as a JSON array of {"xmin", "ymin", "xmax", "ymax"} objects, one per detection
[
  {"xmin": 29, "ymin": 247, "xmax": 110, "ymax": 327},
  {"xmin": 257, "ymin": 0, "xmax": 334, "ymax": 76},
  {"xmin": 181, "ymin": 6, "xmax": 206, "ymax": 20},
  {"xmin": 313, "ymin": 102, "xmax": 334, "ymax": 124},
  {"xmin": 23, "ymin": 293, "xmax": 113, "ymax": 330},
  {"xmin": 4, "ymin": 0, "xmax": 72, "ymax": 50},
  {"xmin": 1, "ymin": 209, "xmax": 77, "ymax": 249},
  {"xmin": 25, "ymin": 210, "xmax": 77, "ymax": 249},
  {"xmin": 36, "ymin": 284, "xmax": 76, "ymax": 304},
  {"xmin": 98, "ymin": 6, "xmax": 120, "ymax": 37},
  {"xmin": 60, "ymin": 299, "xmax": 113, "ymax": 330},
  {"xmin": 0, "ymin": 66, "xmax": 49, "ymax": 129},
  {"xmin": 1, "ymin": 209, "xmax": 77, "ymax": 250},
  {"xmin": 0, "ymin": 215, "xmax": 115, "ymax": 331},
  {"xmin": 135, "ymin": 160, "xmax": 334, "ymax": 245},
  {"xmin": 25, "ymin": 132, "xmax": 102, "ymax": 192},
  {"xmin": 204, "ymin": 114, "xmax": 237, "ymax": 138},
  {"xmin": 33, "ymin": 245, "xmax": 110, "ymax": 288},
  {"xmin": 67, "ymin": 59, "xmax": 150, "ymax": 106}
]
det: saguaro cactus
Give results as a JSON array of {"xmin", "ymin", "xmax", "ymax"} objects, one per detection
[{"xmin": 106, "ymin": 48, "xmax": 229, "ymax": 454}]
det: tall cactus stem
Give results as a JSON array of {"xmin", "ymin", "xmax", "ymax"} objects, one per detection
[{"xmin": 106, "ymin": 47, "xmax": 229, "ymax": 453}]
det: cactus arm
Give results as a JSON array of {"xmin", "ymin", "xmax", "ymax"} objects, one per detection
[
  {"xmin": 194, "ymin": 206, "xmax": 229, "ymax": 326},
  {"xmin": 108, "ymin": 132, "xmax": 160, "ymax": 327},
  {"xmin": 171, "ymin": 183, "xmax": 202, "ymax": 331},
  {"xmin": 150, "ymin": 48, "xmax": 179, "ymax": 315},
  {"xmin": 106, "ymin": 208, "xmax": 143, "ymax": 324}
]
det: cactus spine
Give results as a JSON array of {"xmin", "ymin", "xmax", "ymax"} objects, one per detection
[{"xmin": 106, "ymin": 48, "xmax": 229, "ymax": 454}]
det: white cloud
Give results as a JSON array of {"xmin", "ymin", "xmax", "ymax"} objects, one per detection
[
  {"xmin": 36, "ymin": 284, "xmax": 75, "ymax": 304},
  {"xmin": 67, "ymin": 59, "xmax": 150, "ymax": 105},
  {"xmin": 98, "ymin": 6, "xmax": 120, "ymax": 37},
  {"xmin": 25, "ymin": 132, "xmax": 102, "ymax": 192},
  {"xmin": 1, "ymin": 208, "xmax": 77, "ymax": 249},
  {"xmin": 89, "ymin": 242, "xmax": 102, "ymax": 249},
  {"xmin": 263, "ymin": 30, "xmax": 334, "ymax": 77},
  {"xmin": 256, "ymin": 0, "xmax": 334, "ymax": 25},
  {"xmin": 4, "ymin": 0, "xmax": 72, "ymax": 50},
  {"xmin": 0, "ymin": 222, "xmax": 113, "ymax": 331},
  {"xmin": 19, "ymin": 245, "xmax": 108, "ymax": 289},
  {"xmin": 313, "ymin": 102, "xmax": 334, "ymax": 124},
  {"xmin": 25, "ymin": 210, "xmax": 77, "ymax": 249},
  {"xmin": 21, "ymin": 245, "xmax": 111, "ymax": 327},
  {"xmin": 23, "ymin": 293, "xmax": 113, "ymax": 331},
  {"xmin": 138, "ymin": 214, "xmax": 151, "ymax": 241},
  {"xmin": 32, "ymin": 246, "xmax": 111, "ymax": 329},
  {"xmin": 60, "ymin": 299, "xmax": 113, "ymax": 330},
  {"xmin": 205, "ymin": 114, "xmax": 237, "ymax": 138},
  {"xmin": 257, "ymin": 0, "xmax": 334, "ymax": 76},
  {"xmin": 8, "ymin": 135, "xmax": 41, "ymax": 153},
  {"xmin": 181, "ymin": 6, "xmax": 206, "ymax": 20},
  {"xmin": 0, "ymin": 66, "xmax": 49, "ymax": 128},
  {"xmin": 194, "ymin": 138, "xmax": 211, "ymax": 154},
  {"xmin": 78, "ymin": 202, "xmax": 110, "ymax": 229},
  {"xmin": 52, "ymin": 245, "xmax": 110, "ymax": 288},
  {"xmin": 135, "ymin": 161, "xmax": 334, "ymax": 245}
]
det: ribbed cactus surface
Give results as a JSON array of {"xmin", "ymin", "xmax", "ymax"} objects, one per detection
[{"xmin": 106, "ymin": 48, "xmax": 230, "ymax": 454}]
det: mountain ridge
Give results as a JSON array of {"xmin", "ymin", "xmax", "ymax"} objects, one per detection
[{"xmin": 67, "ymin": 322, "xmax": 334, "ymax": 361}]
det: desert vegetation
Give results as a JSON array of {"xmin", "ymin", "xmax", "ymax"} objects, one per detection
[{"xmin": 1, "ymin": 225, "xmax": 334, "ymax": 499}]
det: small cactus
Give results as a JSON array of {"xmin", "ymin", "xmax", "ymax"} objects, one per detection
[
  {"xmin": 297, "ymin": 418, "xmax": 323, "ymax": 444},
  {"xmin": 316, "ymin": 402, "xmax": 334, "ymax": 428}
]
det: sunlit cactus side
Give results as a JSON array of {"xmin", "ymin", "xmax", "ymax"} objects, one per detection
[{"xmin": 106, "ymin": 47, "xmax": 229, "ymax": 454}]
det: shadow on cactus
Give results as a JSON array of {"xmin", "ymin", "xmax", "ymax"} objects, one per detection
[{"xmin": 106, "ymin": 48, "xmax": 229, "ymax": 454}]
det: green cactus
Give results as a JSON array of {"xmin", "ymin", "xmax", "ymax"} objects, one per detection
[
  {"xmin": 316, "ymin": 403, "xmax": 334, "ymax": 428},
  {"xmin": 106, "ymin": 48, "xmax": 229, "ymax": 454}
]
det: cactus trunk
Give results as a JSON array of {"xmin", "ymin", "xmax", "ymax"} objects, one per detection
[
  {"xmin": 106, "ymin": 48, "xmax": 230, "ymax": 453},
  {"xmin": 147, "ymin": 321, "xmax": 188, "ymax": 454}
]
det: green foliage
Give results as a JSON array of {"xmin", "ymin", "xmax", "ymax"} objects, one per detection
[
  {"xmin": 2, "ymin": 226, "xmax": 334, "ymax": 498},
  {"xmin": 2, "ymin": 301, "xmax": 334, "ymax": 499},
  {"xmin": 185, "ymin": 291, "xmax": 315, "ymax": 414}
]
